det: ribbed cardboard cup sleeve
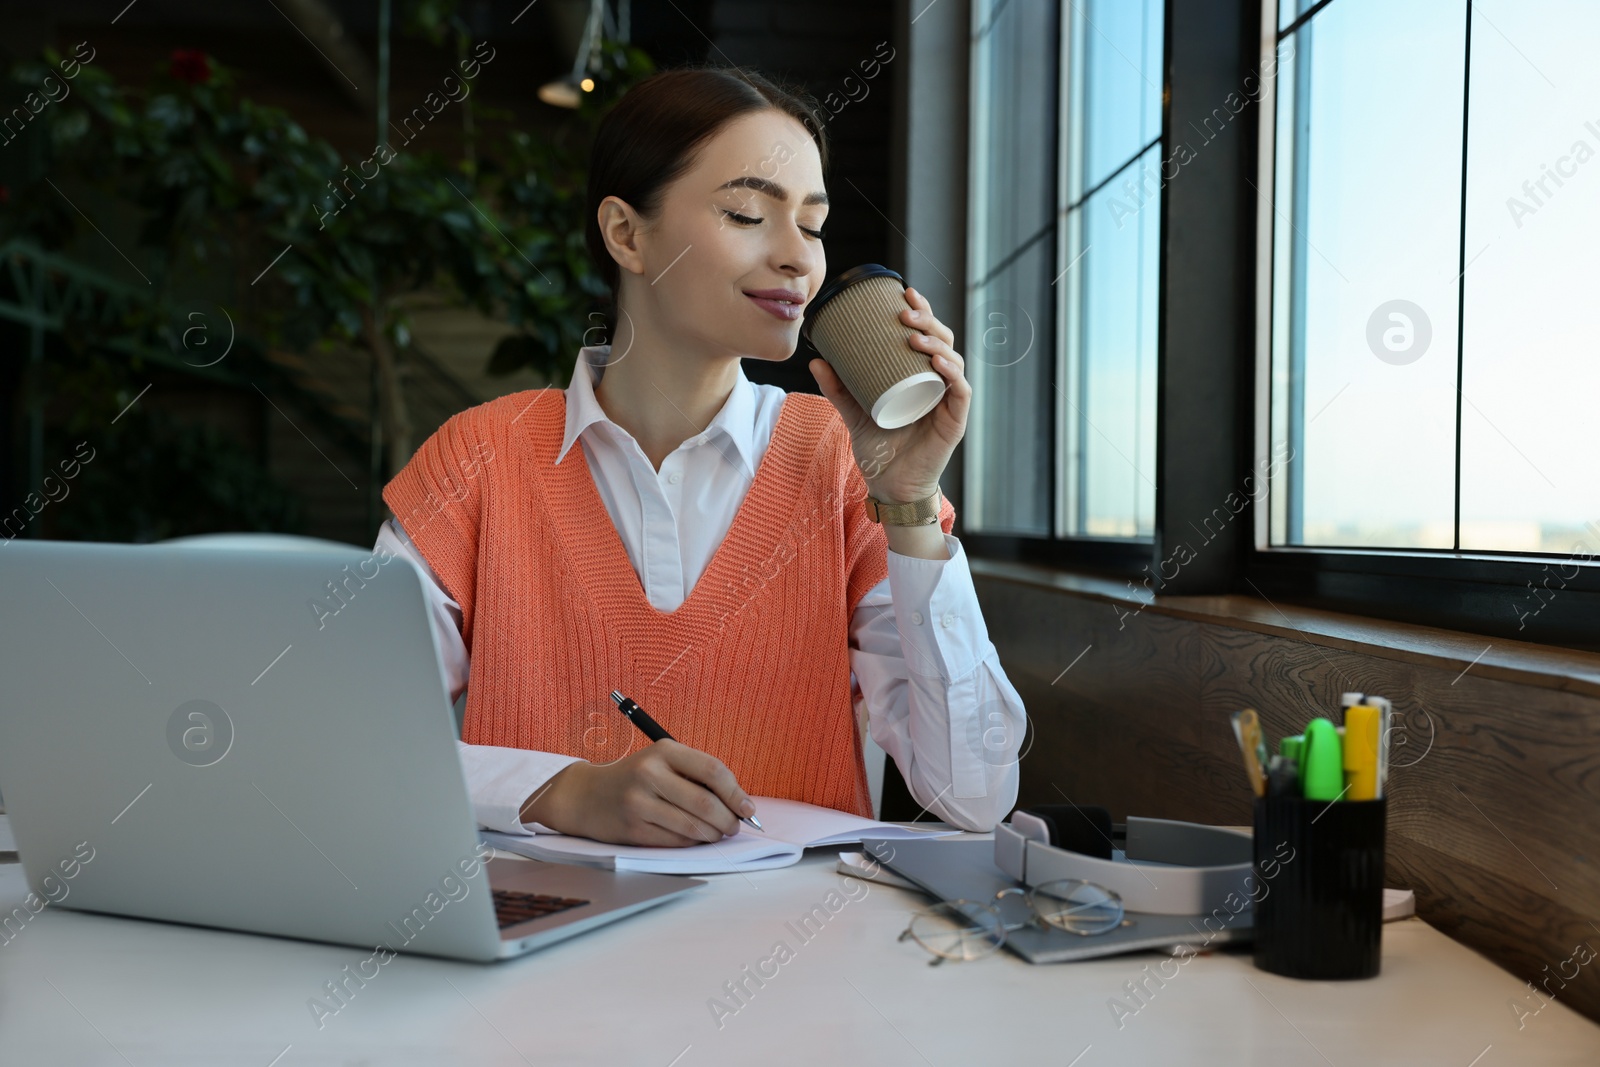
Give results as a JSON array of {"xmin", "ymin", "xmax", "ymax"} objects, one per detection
[{"xmin": 807, "ymin": 275, "xmax": 932, "ymax": 417}]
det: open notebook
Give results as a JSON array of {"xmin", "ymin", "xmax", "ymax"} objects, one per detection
[{"xmin": 480, "ymin": 797, "xmax": 960, "ymax": 875}]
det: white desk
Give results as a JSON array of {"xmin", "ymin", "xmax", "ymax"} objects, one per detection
[{"xmin": 3, "ymin": 841, "xmax": 1598, "ymax": 1066}]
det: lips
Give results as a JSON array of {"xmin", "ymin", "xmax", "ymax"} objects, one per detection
[{"xmin": 745, "ymin": 294, "xmax": 804, "ymax": 321}]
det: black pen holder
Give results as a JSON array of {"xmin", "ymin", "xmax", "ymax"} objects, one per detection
[{"xmin": 1252, "ymin": 795, "xmax": 1385, "ymax": 980}]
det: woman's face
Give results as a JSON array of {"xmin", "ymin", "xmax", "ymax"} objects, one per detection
[{"xmin": 612, "ymin": 109, "xmax": 828, "ymax": 363}]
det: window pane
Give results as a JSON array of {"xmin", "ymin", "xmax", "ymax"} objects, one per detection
[
  {"xmin": 1270, "ymin": 0, "xmax": 1465, "ymax": 548},
  {"xmin": 970, "ymin": 0, "xmax": 1055, "ymax": 282},
  {"xmin": 1066, "ymin": 144, "xmax": 1160, "ymax": 537},
  {"xmin": 966, "ymin": 0, "xmax": 1058, "ymax": 535},
  {"xmin": 1080, "ymin": 0, "xmax": 1162, "ymax": 190},
  {"xmin": 968, "ymin": 245, "xmax": 1053, "ymax": 534},
  {"xmin": 1458, "ymin": 0, "xmax": 1600, "ymax": 552},
  {"xmin": 1056, "ymin": 0, "xmax": 1161, "ymax": 539}
]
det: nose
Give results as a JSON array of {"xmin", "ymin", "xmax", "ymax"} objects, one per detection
[{"xmin": 772, "ymin": 219, "xmax": 822, "ymax": 281}]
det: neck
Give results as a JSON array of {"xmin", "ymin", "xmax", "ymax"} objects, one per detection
[{"xmin": 591, "ymin": 308, "xmax": 741, "ymax": 472}]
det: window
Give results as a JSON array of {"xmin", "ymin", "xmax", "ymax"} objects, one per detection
[
  {"xmin": 1267, "ymin": 0, "xmax": 1600, "ymax": 554},
  {"xmin": 965, "ymin": 0, "xmax": 1059, "ymax": 537},
  {"xmin": 965, "ymin": 0, "xmax": 1164, "ymax": 545},
  {"xmin": 951, "ymin": 0, "xmax": 1597, "ymax": 645}
]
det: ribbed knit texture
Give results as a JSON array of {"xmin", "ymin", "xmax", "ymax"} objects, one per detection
[{"xmin": 382, "ymin": 386, "xmax": 956, "ymax": 818}]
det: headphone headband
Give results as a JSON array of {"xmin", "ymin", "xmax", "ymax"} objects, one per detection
[{"xmin": 995, "ymin": 807, "xmax": 1253, "ymax": 916}]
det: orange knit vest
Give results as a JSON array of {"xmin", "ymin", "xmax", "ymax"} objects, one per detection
[{"xmin": 381, "ymin": 386, "xmax": 956, "ymax": 817}]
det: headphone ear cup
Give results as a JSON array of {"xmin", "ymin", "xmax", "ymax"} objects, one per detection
[
  {"xmin": 1025, "ymin": 804, "xmax": 1113, "ymax": 859},
  {"xmin": 1025, "ymin": 810, "xmax": 1062, "ymax": 848}
]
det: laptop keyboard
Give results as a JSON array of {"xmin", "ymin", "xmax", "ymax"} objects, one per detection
[{"xmin": 492, "ymin": 889, "xmax": 590, "ymax": 929}]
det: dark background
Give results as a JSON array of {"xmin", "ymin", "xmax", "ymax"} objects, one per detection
[{"xmin": 0, "ymin": 0, "xmax": 897, "ymax": 545}]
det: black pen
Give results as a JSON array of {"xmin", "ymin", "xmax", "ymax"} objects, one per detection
[{"xmin": 610, "ymin": 690, "xmax": 764, "ymax": 832}]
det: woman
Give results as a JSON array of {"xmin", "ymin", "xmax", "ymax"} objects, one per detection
[{"xmin": 376, "ymin": 65, "xmax": 1026, "ymax": 847}]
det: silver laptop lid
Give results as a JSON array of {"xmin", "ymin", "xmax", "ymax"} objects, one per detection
[{"xmin": 0, "ymin": 536, "xmax": 506, "ymax": 961}]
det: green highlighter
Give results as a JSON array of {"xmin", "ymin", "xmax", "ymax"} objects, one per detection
[{"xmin": 1300, "ymin": 718, "xmax": 1344, "ymax": 800}]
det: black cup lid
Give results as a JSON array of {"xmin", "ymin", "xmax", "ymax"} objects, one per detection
[{"xmin": 800, "ymin": 263, "xmax": 906, "ymax": 344}]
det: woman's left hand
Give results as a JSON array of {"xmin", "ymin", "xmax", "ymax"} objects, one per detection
[{"xmin": 808, "ymin": 285, "xmax": 970, "ymax": 503}]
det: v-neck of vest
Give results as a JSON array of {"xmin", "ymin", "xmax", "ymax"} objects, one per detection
[{"xmin": 537, "ymin": 390, "xmax": 818, "ymax": 624}]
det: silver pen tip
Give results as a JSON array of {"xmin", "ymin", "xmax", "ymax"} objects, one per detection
[
  {"xmin": 746, "ymin": 814, "xmax": 764, "ymax": 832},
  {"xmin": 611, "ymin": 690, "xmax": 625, "ymax": 706}
]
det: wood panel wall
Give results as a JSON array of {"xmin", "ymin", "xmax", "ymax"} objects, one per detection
[{"xmin": 970, "ymin": 566, "xmax": 1600, "ymax": 1024}]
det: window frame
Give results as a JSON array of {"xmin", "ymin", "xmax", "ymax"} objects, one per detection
[
  {"xmin": 1245, "ymin": 0, "xmax": 1600, "ymax": 651},
  {"xmin": 958, "ymin": 0, "xmax": 1164, "ymax": 577},
  {"xmin": 946, "ymin": 0, "xmax": 1600, "ymax": 652}
]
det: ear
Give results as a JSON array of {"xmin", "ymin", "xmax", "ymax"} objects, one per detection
[{"xmin": 597, "ymin": 196, "xmax": 648, "ymax": 280}]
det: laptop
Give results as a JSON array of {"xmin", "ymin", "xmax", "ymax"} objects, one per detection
[{"xmin": 0, "ymin": 534, "xmax": 702, "ymax": 961}]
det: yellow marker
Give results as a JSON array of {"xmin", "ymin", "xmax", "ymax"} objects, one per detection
[
  {"xmin": 1343, "ymin": 703, "xmax": 1381, "ymax": 800},
  {"xmin": 1231, "ymin": 708, "xmax": 1267, "ymax": 798}
]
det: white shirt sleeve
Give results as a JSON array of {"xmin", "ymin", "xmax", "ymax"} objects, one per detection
[
  {"xmin": 849, "ymin": 533, "xmax": 1026, "ymax": 833},
  {"xmin": 375, "ymin": 519, "xmax": 582, "ymax": 836}
]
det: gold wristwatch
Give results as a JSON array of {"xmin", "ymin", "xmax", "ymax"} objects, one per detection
[{"xmin": 865, "ymin": 487, "xmax": 942, "ymax": 526}]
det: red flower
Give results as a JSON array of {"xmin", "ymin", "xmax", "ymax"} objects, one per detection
[{"xmin": 170, "ymin": 49, "xmax": 212, "ymax": 85}]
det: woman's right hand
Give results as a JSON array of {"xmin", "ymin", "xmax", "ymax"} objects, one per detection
[{"xmin": 518, "ymin": 740, "xmax": 758, "ymax": 846}]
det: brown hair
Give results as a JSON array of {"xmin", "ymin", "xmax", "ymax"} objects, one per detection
[{"xmin": 584, "ymin": 65, "xmax": 830, "ymax": 328}]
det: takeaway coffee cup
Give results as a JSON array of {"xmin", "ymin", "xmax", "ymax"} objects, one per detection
[{"xmin": 801, "ymin": 264, "xmax": 947, "ymax": 429}]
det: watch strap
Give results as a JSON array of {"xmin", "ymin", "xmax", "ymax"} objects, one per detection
[{"xmin": 866, "ymin": 488, "xmax": 942, "ymax": 526}]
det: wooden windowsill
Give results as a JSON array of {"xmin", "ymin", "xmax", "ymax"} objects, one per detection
[{"xmin": 970, "ymin": 558, "xmax": 1600, "ymax": 699}]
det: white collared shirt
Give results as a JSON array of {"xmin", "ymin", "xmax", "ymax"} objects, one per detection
[{"xmin": 375, "ymin": 345, "xmax": 1026, "ymax": 833}]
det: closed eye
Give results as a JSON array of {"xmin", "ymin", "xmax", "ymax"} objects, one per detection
[{"xmin": 722, "ymin": 209, "xmax": 826, "ymax": 240}]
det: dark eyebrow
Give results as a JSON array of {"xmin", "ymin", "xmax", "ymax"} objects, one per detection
[{"xmin": 716, "ymin": 175, "xmax": 829, "ymax": 207}]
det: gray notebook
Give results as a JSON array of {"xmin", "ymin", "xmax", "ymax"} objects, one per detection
[{"xmin": 864, "ymin": 837, "xmax": 1253, "ymax": 963}]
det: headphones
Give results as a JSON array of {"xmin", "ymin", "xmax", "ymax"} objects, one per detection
[{"xmin": 994, "ymin": 804, "xmax": 1254, "ymax": 917}]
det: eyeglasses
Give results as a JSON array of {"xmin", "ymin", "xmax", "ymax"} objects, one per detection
[{"xmin": 897, "ymin": 879, "xmax": 1131, "ymax": 965}]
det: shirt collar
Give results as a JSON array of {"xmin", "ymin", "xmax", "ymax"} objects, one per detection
[{"xmin": 554, "ymin": 345, "xmax": 758, "ymax": 479}]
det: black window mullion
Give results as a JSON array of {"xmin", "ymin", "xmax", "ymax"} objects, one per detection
[
  {"xmin": 1277, "ymin": 0, "xmax": 1337, "ymax": 40},
  {"xmin": 1451, "ymin": 0, "xmax": 1474, "ymax": 553},
  {"xmin": 1150, "ymin": 0, "xmax": 1258, "ymax": 593}
]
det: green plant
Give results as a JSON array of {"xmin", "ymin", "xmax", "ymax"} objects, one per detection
[
  {"xmin": 2, "ymin": 33, "xmax": 653, "ymax": 480},
  {"xmin": 477, "ymin": 38, "xmax": 658, "ymax": 377}
]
